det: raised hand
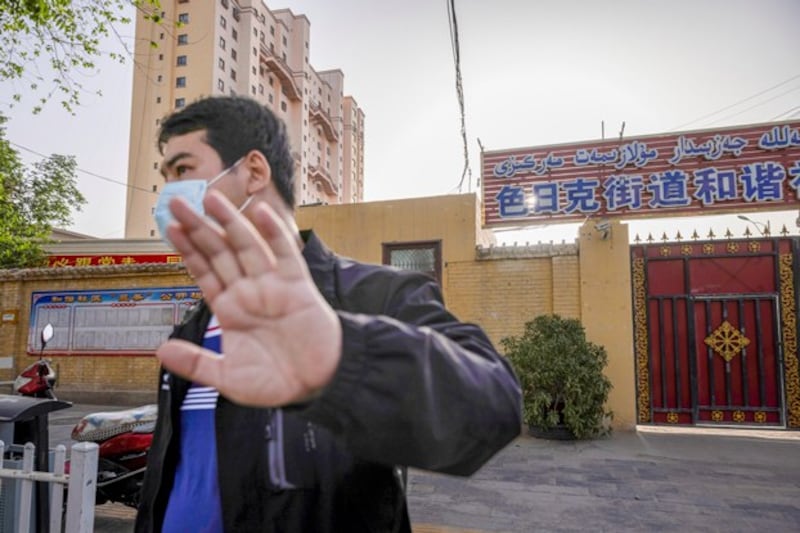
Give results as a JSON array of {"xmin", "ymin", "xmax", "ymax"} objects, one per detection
[{"xmin": 157, "ymin": 190, "xmax": 342, "ymax": 407}]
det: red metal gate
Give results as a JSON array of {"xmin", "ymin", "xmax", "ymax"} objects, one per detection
[{"xmin": 631, "ymin": 237, "xmax": 800, "ymax": 428}]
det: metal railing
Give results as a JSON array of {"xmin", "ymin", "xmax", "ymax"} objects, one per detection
[{"xmin": 0, "ymin": 440, "xmax": 98, "ymax": 533}]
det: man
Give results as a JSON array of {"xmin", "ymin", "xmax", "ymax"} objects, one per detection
[{"xmin": 135, "ymin": 96, "xmax": 521, "ymax": 532}]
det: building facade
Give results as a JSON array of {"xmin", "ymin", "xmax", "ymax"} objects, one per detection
[
  {"xmin": 125, "ymin": 0, "xmax": 365, "ymax": 238},
  {"xmin": 2, "ymin": 194, "xmax": 639, "ymax": 430}
]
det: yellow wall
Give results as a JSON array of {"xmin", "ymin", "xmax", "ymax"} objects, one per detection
[
  {"xmin": 577, "ymin": 219, "xmax": 636, "ymax": 429},
  {"xmin": 296, "ymin": 193, "xmax": 487, "ymax": 297}
]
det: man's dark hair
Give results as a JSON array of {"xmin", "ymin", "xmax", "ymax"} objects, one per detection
[{"xmin": 158, "ymin": 96, "xmax": 296, "ymax": 208}]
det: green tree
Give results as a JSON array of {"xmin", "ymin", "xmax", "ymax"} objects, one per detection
[
  {"xmin": 0, "ymin": 116, "xmax": 85, "ymax": 268},
  {"xmin": 0, "ymin": 0, "xmax": 165, "ymax": 114}
]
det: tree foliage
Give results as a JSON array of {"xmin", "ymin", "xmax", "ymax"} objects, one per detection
[
  {"xmin": 0, "ymin": 0, "xmax": 165, "ymax": 114},
  {"xmin": 0, "ymin": 116, "xmax": 86, "ymax": 268}
]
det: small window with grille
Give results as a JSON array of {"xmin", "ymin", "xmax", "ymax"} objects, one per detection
[{"xmin": 382, "ymin": 241, "xmax": 442, "ymax": 284}]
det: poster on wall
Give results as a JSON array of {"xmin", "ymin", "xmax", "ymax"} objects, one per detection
[
  {"xmin": 28, "ymin": 287, "xmax": 201, "ymax": 356},
  {"xmin": 481, "ymin": 120, "xmax": 800, "ymax": 227}
]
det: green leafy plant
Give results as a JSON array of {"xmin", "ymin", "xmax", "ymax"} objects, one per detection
[
  {"xmin": 501, "ymin": 314, "xmax": 612, "ymax": 439},
  {"xmin": 0, "ymin": 115, "xmax": 85, "ymax": 268},
  {"xmin": 0, "ymin": 0, "xmax": 167, "ymax": 114}
]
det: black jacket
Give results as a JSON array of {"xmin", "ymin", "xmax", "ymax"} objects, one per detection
[{"xmin": 135, "ymin": 231, "xmax": 521, "ymax": 532}]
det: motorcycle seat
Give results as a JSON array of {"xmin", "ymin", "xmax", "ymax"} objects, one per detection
[{"xmin": 72, "ymin": 404, "xmax": 158, "ymax": 442}]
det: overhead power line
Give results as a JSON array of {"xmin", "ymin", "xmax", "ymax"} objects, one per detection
[
  {"xmin": 447, "ymin": 0, "xmax": 472, "ymax": 193},
  {"xmin": 9, "ymin": 141, "xmax": 154, "ymax": 194},
  {"xmin": 770, "ymin": 104, "xmax": 800, "ymax": 121},
  {"xmin": 669, "ymin": 72, "xmax": 800, "ymax": 131}
]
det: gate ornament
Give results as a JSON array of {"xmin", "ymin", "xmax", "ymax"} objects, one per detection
[{"xmin": 704, "ymin": 320, "xmax": 750, "ymax": 362}]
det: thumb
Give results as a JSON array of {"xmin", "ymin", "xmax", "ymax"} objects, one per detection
[{"xmin": 157, "ymin": 339, "xmax": 224, "ymax": 387}]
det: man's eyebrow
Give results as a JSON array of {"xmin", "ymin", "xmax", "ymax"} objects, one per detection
[{"xmin": 159, "ymin": 152, "xmax": 191, "ymax": 178}]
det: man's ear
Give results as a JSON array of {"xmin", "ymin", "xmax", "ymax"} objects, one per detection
[{"xmin": 243, "ymin": 149, "xmax": 271, "ymax": 194}]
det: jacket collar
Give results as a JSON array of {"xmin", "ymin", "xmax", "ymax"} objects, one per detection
[{"xmin": 300, "ymin": 230, "xmax": 338, "ymax": 307}]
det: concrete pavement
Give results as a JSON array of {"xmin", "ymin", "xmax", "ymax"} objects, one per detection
[{"xmin": 43, "ymin": 404, "xmax": 800, "ymax": 532}]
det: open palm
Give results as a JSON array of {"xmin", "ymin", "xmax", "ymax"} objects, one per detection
[{"xmin": 157, "ymin": 191, "xmax": 342, "ymax": 407}]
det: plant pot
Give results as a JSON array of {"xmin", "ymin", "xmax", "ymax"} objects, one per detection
[{"xmin": 528, "ymin": 423, "xmax": 575, "ymax": 440}]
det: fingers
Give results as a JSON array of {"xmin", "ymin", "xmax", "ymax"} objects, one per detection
[
  {"xmin": 249, "ymin": 200, "xmax": 309, "ymax": 280},
  {"xmin": 168, "ymin": 195, "xmax": 244, "ymax": 290},
  {"xmin": 156, "ymin": 339, "xmax": 224, "ymax": 387},
  {"xmin": 201, "ymin": 191, "xmax": 278, "ymax": 278}
]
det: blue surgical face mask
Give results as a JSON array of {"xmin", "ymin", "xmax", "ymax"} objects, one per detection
[{"xmin": 154, "ymin": 157, "xmax": 250, "ymax": 246}]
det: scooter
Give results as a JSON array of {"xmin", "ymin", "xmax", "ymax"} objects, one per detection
[
  {"xmin": 13, "ymin": 323, "xmax": 57, "ymax": 399},
  {"xmin": 68, "ymin": 404, "xmax": 157, "ymax": 508},
  {"xmin": 13, "ymin": 323, "xmax": 156, "ymax": 508}
]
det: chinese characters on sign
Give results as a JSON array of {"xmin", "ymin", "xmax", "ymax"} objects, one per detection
[
  {"xmin": 29, "ymin": 287, "xmax": 201, "ymax": 356},
  {"xmin": 47, "ymin": 254, "xmax": 183, "ymax": 267},
  {"xmin": 481, "ymin": 122, "xmax": 800, "ymax": 227}
]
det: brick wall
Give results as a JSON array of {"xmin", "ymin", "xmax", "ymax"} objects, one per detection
[
  {"xmin": 447, "ymin": 243, "xmax": 580, "ymax": 349},
  {"xmin": 0, "ymin": 264, "xmax": 193, "ymax": 402}
]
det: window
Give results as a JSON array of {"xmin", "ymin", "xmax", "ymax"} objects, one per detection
[
  {"xmin": 221, "ymin": 0, "xmax": 228, "ymax": 10},
  {"xmin": 178, "ymin": 13, "xmax": 189, "ymax": 24},
  {"xmin": 178, "ymin": 0, "xmax": 189, "ymax": 3},
  {"xmin": 176, "ymin": 76, "xmax": 186, "ymax": 88},
  {"xmin": 177, "ymin": 55, "xmax": 187, "ymax": 66},
  {"xmin": 282, "ymin": 36, "xmax": 287, "ymax": 46},
  {"xmin": 258, "ymin": 84, "xmax": 263, "ymax": 94},
  {"xmin": 218, "ymin": 79, "xmax": 225, "ymax": 91},
  {"xmin": 268, "ymin": 94, "xmax": 273, "ymax": 103},
  {"xmin": 280, "ymin": 101, "xmax": 287, "ymax": 112},
  {"xmin": 218, "ymin": 58, "xmax": 225, "ymax": 70},
  {"xmin": 232, "ymin": 28, "xmax": 238, "ymax": 41},
  {"xmin": 220, "ymin": 15, "xmax": 226, "ymax": 28},
  {"xmin": 231, "ymin": 48, "xmax": 237, "ymax": 60},
  {"xmin": 253, "ymin": 28, "xmax": 257, "ymax": 37},
  {"xmin": 152, "ymin": 184, "xmax": 158, "ymax": 192},
  {"xmin": 268, "ymin": 76, "xmax": 273, "ymax": 86},
  {"xmin": 219, "ymin": 36, "xmax": 226, "ymax": 50},
  {"xmin": 156, "ymin": 96, "xmax": 161, "ymax": 103},
  {"xmin": 153, "ymin": 162, "xmax": 158, "ymax": 169},
  {"xmin": 230, "ymin": 69, "xmax": 236, "ymax": 81},
  {"xmin": 251, "ymin": 66, "xmax": 256, "ymax": 75},
  {"xmin": 157, "ymin": 75, "xmax": 163, "ymax": 82},
  {"xmin": 251, "ymin": 85, "xmax": 256, "ymax": 95},
  {"xmin": 178, "ymin": 34, "xmax": 188, "ymax": 45},
  {"xmin": 159, "ymin": 33, "xmax": 164, "ymax": 40},
  {"xmin": 270, "ymin": 26, "xmax": 275, "ymax": 36},
  {"xmin": 158, "ymin": 54, "xmax": 163, "ymax": 61},
  {"xmin": 383, "ymin": 241, "xmax": 442, "ymax": 284},
  {"xmin": 175, "ymin": 98, "xmax": 186, "ymax": 108}
]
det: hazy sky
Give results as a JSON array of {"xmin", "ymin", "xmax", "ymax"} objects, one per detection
[{"xmin": 1, "ymin": 0, "xmax": 799, "ymax": 243}]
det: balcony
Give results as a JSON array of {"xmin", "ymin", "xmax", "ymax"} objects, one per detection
[
  {"xmin": 259, "ymin": 43, "xmax": 301, "ymax": 101},
  {"xmin": 308, "ymin": 165, "xmax": 338, "ymax": 196},
  {"xmin": 309, "ymin": 101, "xmax": 338, "ymax": 142}
]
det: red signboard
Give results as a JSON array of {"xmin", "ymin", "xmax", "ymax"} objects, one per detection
[
  {"xmin": 47, "ymin": 254, "xmax": 183, "ymax": 268},
  {"xmin": 481, "ymin": 120, "xmax": 800, "ymax": 227}
]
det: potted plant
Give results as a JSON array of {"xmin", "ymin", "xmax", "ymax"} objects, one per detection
[{"xmin": 501, "ymin": 314, "xmax": 612, "ymax": 439}]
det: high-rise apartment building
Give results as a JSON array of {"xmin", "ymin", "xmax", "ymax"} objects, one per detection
[{"xmin": 125, "ymin": 0, "xmax": 365, "ymax": 238}]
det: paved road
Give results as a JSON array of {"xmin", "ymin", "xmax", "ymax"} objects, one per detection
[
  {"xmin": 408, "ymin": 428, "xmax": 800, "ymax": 532},
  {"xmin": 41, "ymin": 404, "xmax": 800, "ymax": 532}
]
